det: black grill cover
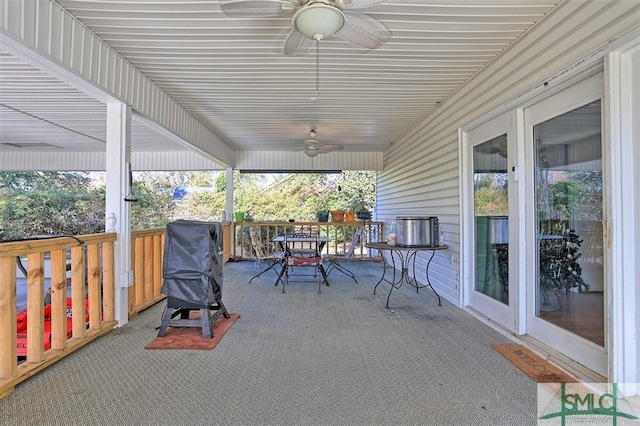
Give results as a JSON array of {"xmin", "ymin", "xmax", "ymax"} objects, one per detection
[{"xmin": 161, "ymin": 220, "xmax": 223, "ymax": 305}]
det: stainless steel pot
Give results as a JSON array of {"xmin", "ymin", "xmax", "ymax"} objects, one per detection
[
  {"xmin": 396, "ymin": 216, "xmax": 440, "ymax": 247},
  {"xmin": 487, "ymin": 216, "xmax": 508, "ymax": 244}
]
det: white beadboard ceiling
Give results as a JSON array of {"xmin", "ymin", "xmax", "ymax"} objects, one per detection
[{"xmin": 0, "ymin": 0, "xmax": 560, "ymax": 159}]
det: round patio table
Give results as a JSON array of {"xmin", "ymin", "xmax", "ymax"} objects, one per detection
[{"xmin": 365, "ymin": 242, "xmax": 448, "ymax": 309}]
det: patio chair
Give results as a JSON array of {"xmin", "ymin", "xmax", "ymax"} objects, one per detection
[
  {"xmin": 248, "ymin": 227, "xmax": 285, "ymax": 284},
  {"xmin": 324, "ymin": 228, "xmax": 362, "ymax": 283},
  {"xmin": 283, "ymin": 232, "xmax": 328, "ymax": 294}
]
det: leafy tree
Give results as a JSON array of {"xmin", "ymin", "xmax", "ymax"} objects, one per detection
[
  {"xmin": 0, "ymin": 170, "xmax": 377, "ymax": 239},
  {"xmin": 474, "ymin": 172, "xmax": 508, "ymax": 216},
  {"xmin": 0, "ymin": 172, "xmax": 105, "ymax": 240}
]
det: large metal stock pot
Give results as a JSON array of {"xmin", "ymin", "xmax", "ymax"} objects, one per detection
[{"xmin": 396, "ymin": 216, "xmax": 440, "ymax": 247}]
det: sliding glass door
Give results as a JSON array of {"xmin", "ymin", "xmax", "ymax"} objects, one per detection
[{"xmin": 525, "ymin": 72, "xmax": 607, "ymax": 376}]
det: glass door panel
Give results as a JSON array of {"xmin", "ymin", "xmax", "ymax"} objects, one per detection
[
  {"xmin": 465, "ymin": 110, "xmax": 516, "ymax": 332},
  {"xmin": 534, "ymin": 100, "xmax": 604, "ymax": 346},
  {"xmin": 525, "ymin": 71, "xmax": 606, "ymax": 376},
  {"xmin": 474, "ymin": 134, "xmax": 509, "ymax": 305}
]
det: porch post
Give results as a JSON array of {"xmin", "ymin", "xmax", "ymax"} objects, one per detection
[
  {"xmin": 226, "ymin": 167, "xmax": 234, "ymax": 245},
  {"xmin": 105, "ymin": 103, "xmax": 133, "ymax": 327},
  {"xmin": 226, "ymin": 167, "xmax": 234, "ymax": 219}
]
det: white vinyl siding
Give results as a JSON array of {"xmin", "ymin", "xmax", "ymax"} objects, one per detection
[{"xmin": 377, "ymin": 1, "xmax": 640, "ymax": 305}]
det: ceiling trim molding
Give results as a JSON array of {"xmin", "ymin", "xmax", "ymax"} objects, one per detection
[
  {"xmin": 236, "ymin": 151, "xmax": 383, "ymax": 171},
  {"xmin": 0, "ymin": 151, "xmax": 223, "ymax": 172}
]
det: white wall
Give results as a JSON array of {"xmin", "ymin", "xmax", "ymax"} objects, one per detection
[{"xmin": 377, "ymin": 1, "xmax": 640, "ymax": 305}]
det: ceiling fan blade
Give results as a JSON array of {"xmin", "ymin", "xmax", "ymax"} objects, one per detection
[
  {"xmin": 338, "ymin": 0, "xmax": 389, "ymax": 10},
  {"xmin": 284, "ymin": 30, "xmax": 315, "ymax": 56},
  {"xmin": 219, "ymin": 0, "xmax": 296, "ymax": 17},
  {"xmin": 340, "ymin": 11, "xmax": 391, "ymax": 50},
  {"xmin": 319, "ymin": 144, "xmax": 344, "ymax": 151}
]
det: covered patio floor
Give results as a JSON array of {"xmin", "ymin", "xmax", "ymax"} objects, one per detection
[{"xmin": 0, "ymin": 260, "xmax": 538, "ymax": 425}]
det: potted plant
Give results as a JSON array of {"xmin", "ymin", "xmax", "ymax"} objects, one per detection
[
  {"xmin": 538, "ymin": 228, "xmax": 589, "ymax": 311},
  {"xmin": 330, "ymin": 210, "xmax": 345, "ymax": 222},
  {"xmin": 347, "ymin": 192, "xmax": 372, "ymax": 221},
  {"xmin": 316, "ymin": 210, "xmax": 329, "ymax": 222},
  {"xmin": 314, "ymin": 198, "xmax": 330, "ymax": 222}
]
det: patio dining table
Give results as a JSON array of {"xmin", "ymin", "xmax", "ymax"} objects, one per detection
[{"xmin": 273, "ymin": 235, "xmax": 332, "ymax": 291}]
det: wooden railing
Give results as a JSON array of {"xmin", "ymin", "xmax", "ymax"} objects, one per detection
[
  {"xmin": 0, "ymin": 222, "xmax": 247, "ymax": 399},
  {"xmin": 128, "ymin": 225, "xmax": 232, "ymax": 316},
  {"xmin": 129, "ymin": 229, "xmax": 166, "ymax": 317},
  {"xmin": 233, "ymin": 221, "xmax": 383, "ymax": 260},
  {"xmin": 0, "ymin": 233, "xmax": 118, "ymax": 399}
]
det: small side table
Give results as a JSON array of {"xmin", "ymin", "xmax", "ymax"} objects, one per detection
[{"xmin": 365, "ymin": 242, "xmax": 448, "ymax": 308}]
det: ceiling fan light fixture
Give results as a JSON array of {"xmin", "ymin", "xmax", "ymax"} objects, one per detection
[
  {"xmin": 293, "ymin": 3, "xmax": 345, "ymax": 40},
  {"xmin": 304, "ymin": 147, "xmax": 320, "ymax": 157}
]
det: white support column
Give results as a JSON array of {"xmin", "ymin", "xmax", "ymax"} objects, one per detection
[
  {"xmin": 226, "ymin": 167, "xmax": 234, "ymax": 249},
  {"xmin": 105, "ymin": 103, "xmax": 132, "ymax": 327},
  {"xmin": 225, "ymin": 167, "xmax": 234, "ymax": 218}
]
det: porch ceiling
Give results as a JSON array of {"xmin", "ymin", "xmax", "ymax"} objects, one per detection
[{"xmin": 0, "ymin": 0, "xmax": 560, "ymax": 158}]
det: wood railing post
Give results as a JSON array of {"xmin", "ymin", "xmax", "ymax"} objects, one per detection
[
  {"xmin": 26, "ymin": 253, "xmax": 45, "ymax": 362},
  {"xmin": 0, "ymin": 257, "xmax": 17, "ymax": 381},
  {"xmin": 134, "ymin": 237, "xmax": 144, "ymax": 308},
  {"xmin": 144, "ymin": 236, "xmax": 153, "ymax": 303},
  {"xmin": 102, "ymin": 240, "xmax": 115, "ymax": 323},
  {"xmin": 50, "ymin": 249, "xmax": 67, "ymax": 351},
  {"xmin": 153, "ymin": 235, "xmax": 162, "ymax": 299},
  {"xmin": 70, "ymin": 246, "xmax": 86, "ymax": 339},
  {"xmin": 87, "ymin": 244, "xmax": 101, "ymax": 330}
]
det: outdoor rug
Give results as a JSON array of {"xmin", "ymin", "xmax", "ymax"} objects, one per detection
[
  {"xmin": 145, "ymin": 312, "xmax": 240, "ymax": 350},
  {"xmin": 492, "ymin": 343, "xmax": 578, "ymax": 383}
]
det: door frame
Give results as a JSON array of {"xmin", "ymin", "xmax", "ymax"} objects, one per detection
[{"xmin": 606, "ymin": 35, "xmax": 639, "ymax": 392}]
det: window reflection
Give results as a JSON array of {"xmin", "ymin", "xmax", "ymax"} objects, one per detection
[
  {"xmin": 474, "ymin": 134, "xmax": 509, "ymax": 305},
  {"xmin": 534, "ymin": 100, "xmax": 604, "ymax": 346}
]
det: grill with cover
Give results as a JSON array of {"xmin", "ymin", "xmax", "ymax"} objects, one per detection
[{"xmin": 157, "ymin": 220, "xmax": 229, "ymax": 339}]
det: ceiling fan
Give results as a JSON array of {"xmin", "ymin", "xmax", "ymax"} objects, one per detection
[
  {"xmin": 297, "ymin": 128, "xmax": 344, "ymax": 157},
  {"xmin": 219, "ymin": 0, "xmax": 392, "ymax": 56}
]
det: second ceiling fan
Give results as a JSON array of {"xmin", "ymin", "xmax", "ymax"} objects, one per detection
[
  {"xmin": 297, "ymin": 128, "xmax": 344, "ymax": 157},
  {"xmin": 220, "ymin": 0, "xmax": 392, "ymax": 56}
]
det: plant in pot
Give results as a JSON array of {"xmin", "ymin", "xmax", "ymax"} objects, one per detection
[
  {"xmin": 313, "ymin": 198, "xmax": 330, "ymax": 222},
  {"xmin": 330, "ymin": 209, "xmax": 346, "ymax": 222},
  {"xmin": 347, "ymin": 193, "xmax": 372, "ymax": 221},
  {"xmin": 328, "ymin": 195, "xmax": 347, "ymax": 222},
  {"xmin": 316, "ymin": 210, "xmax": 329, "ymax": 222},
  {"xmin": 538, "ymin": 228, "xmax": 589, "ymax": 311}
]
